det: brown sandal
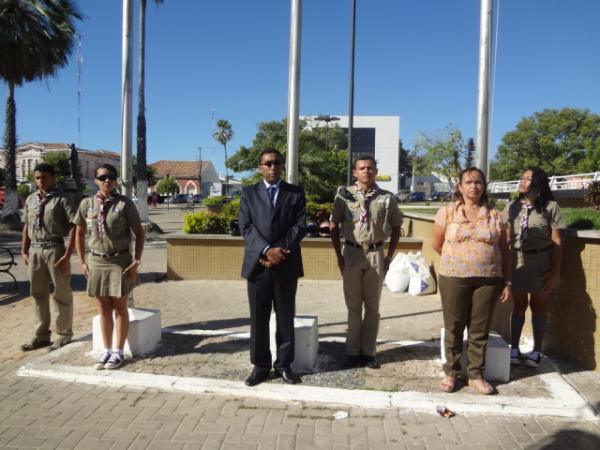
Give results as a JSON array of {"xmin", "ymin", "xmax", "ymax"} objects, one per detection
[
  {"xmin": 440, "ymin": 376, "xmax": 456, "ymax": 393},
  {"xmin": 468, "ymin": 378, "xmax": 494, "ymax": 395},
  {"xmin": 21, "ymin": 339, "xmax": 51, "ymax": 352}
]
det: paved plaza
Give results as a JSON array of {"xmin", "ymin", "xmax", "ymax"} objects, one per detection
[{"xmin": 1, "ymin": 204, "xmax": 600, "ymax": 449}]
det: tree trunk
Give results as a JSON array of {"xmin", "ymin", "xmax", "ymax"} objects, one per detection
[
  {"xmin": 224, "ymin": 143, "xmax": 229, "ymax": 197},
  {"xmin": 136, "ymin": 0, "xmax": 149, "ymax": 222},
  {"xmin": 1, "ymin": 82, "xmax": 19, "ymax": 223}
]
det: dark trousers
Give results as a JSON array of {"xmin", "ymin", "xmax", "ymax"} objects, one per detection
[
  {"xmin": 438, "ymin": 275, "xmax": 502, "ymax": 379},
  {"xmin": 247, "ymin": 269, "xmax": 297, "ymax": 371}
]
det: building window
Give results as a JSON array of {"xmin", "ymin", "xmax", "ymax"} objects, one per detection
[{"xmin": 343, "ymin": 127, "xmax": 375, "ymax": 158}]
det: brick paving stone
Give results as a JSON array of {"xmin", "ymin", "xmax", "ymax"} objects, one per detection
[
  {"xmin": 6, "ymin": 435, "xmax": 46, "ymax": 448},
  {"xmin": 505, "ymin": 423, "xmax": 536, "ymax": 446},
  {"xmin": 147, "ymin": 439, "xmax": 185, "ymax": 450},
  {"xmin": 492, "ymin": 431, "xmax": 522, "ymax": 450},
  {"xmin": 296, "ymin": 423, "xmax": 316, "ymax": 445},
  {"xmin": 201, "ymin": 432, "xmax": 226, "ymax": 449},
  {"xmin": 74, "ymin": 437, "xmax": 115, "ymax": 449},
  {"xmin": 39, "ymin": 437, "xmax": 62, "ymax": 449},
  {"xmin": 170, "ymin": 431, "xmax": 209, "ymax": 444},
  {"xmin": 57, "ymin": 429, "xmax": 88, "ymax": 448},
  {"xmin": 277, "ymin": 434, "xmax": 296, "ymax": 448},
  {"xmin": 315, "ymin": 418, "xmax": 333, "ymax": 435}
]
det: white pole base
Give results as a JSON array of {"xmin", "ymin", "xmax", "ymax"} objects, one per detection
[{"xmin": 269, "ymin": 314, "xmax": 319, "ymax": 373}]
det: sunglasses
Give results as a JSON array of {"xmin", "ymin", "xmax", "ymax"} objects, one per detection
[
  {"xmin": 260, "ymin": 160, "xmax": 283, "ymax": 168},
  {"xmin": 96, "ymin": 174, "xmax": 117, "ymax": 182}
]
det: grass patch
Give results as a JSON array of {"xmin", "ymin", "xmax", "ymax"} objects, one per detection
[
  {"xmin": 400, "ymin": 208, "xmax": 437, "ymax": 215},
  {"xmin": 562, "ymin": 208, "xmax": 600, "ymax": 230}
]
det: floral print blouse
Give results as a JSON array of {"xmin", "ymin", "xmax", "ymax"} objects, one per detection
[{"xmin": 434, "ymin": 201, "xmax": 506, "ymax": 278}]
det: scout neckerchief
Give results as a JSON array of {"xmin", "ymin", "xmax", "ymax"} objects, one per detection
[
  {"xmin": 520, "ymin": 200, "xmax": 534, "ymax": 243},
  {"xmin": 35, "ymin": 189, "xmax": 57, "ymax": 230},
  {"xmin": 354, "ymin": 183, "xmax": 381, "ymax": 229},
  {"xmin": 95, "ymin": 191, "xmax": 120, "ymax": 237}
]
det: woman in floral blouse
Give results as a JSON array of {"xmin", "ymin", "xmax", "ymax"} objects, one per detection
[{"xmin": 432, "ymin": 167, "xmax": 512, "ymax": 395}]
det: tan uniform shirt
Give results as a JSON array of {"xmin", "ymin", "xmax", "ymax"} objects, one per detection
[
  {"xmin": 331, "ymin": 185, "xmax": 403, "ymax": 246},
  {"xmin": 73, "ymin": 195, "xmax": 141, "ymax": 253},
  {"xmin": 23, "ymin": 191, "xmax": 75, "ymax": 242},
  {"xmin": 504, "ymin": 200, "xmax": 566, "ymax": 251}
]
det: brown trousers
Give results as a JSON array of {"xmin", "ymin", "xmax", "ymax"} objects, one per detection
[
  {"xmin": 28, "ymin": 246, "xmax": 73, "ymax": 341},
  {"xmin": 438, "ymin": 275, "xmax": 502, "ymax": 379},
  {"xmin": 342, "ymin": 246, "xmax": 385, "ymax": 357}
]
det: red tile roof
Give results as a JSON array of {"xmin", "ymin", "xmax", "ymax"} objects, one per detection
[{"xmin": 150, "ymin": 160, "xmax": 207, "ymax": 178}]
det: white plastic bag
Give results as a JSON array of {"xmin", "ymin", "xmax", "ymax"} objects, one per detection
[
  {"xmin": 407, "ymin": 253, "xmax": 437, "ymax": 296},
  {"xmin": 384, "ymin": 252, "xmax": 414, "ymax": 293}
]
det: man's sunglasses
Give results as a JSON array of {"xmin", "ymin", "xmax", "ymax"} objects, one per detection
[
  {"xmin": 260, "ymin": 160, "xmax": 283, "ymax": 168},
  {"xmin": 96, "ymin": 174, "xmax": 117, "ymax": 181}
]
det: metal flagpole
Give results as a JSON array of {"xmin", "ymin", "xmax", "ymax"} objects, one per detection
[
  {"xmin": 121, "ymin": 0, "xmax": 134, "ymax": 198},
  {"xmin": 347, "ymin": 0, "xmax": 357, "ymax": 186},
  {"xmin": 476, "ymin": 0, "xmax": 492, "ymax": 175},
  {"xmin": 286, "ymin": 0, "xmax": 302, "ymax": 185}
]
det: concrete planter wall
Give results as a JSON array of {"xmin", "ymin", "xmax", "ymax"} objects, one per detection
[
  {"xmin": 404, "ymin": 212, "xmax": 600, "ymax": 371},
  {"xmin": 166, "ymin": 235, "xmax": 423, "ymax": 281}
]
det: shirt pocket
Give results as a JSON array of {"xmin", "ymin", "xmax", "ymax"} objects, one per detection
[
  {"xmin": 347, "ymin": 204, "xmax": 361, "ymax": 224},
  {"xmin": 86, "ymin": 208, "xmax": 98, "ymax": 235},
  {"xmin": 106, "ymin": 209, "xmax": 126, "ymax": 236}
]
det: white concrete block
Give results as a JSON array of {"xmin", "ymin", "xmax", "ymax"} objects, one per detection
[
  {"xmin": 93, "ymin": 308, "xmax": 161, "ymax": 357},
  {"xmin": 440, "ymin": 328, "xmax": 510, "ymax": 382},
  {"xmin": 269, "ymin": 313, "xmax": 319, "ymax": 372}
]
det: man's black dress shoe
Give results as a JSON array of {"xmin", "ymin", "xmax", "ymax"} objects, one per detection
[
  {"xmin": 363, "ymin": 355, "xmax": 381, "ymax": 369},
  {"xmin": 275, "ymin": 368, "xmax": 301, "ymax": 384},
  {"xmin": 245, "ymin": 368, "xmax": 270, "ymax": 387}
]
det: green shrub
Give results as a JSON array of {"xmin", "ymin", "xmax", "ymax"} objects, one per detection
[
  {"xmin": 222, "ymin": 197, "xmax": 240, "ymax": 219},
  {"xmin": 17, "ymin": 184, "xmax": 31, "ymax": 199},
  {"xmin": 306, "ymin": 201, "xmax": 333, "ymax": 222},
  {"xmin": 562, "ymin": 208, "xmax": 600, "ymax": 230},
  {"xmin": 203, "ymin": 196, "xmax": 225, "ymax": 206},
  {"xmin": 183, "ymin": 211, "xmax": 230, "ymax": 234}
]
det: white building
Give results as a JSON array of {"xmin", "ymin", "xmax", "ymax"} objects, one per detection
[{"xmin": 302, "ymin": 115, "xmax": 400, "ymax": 192}]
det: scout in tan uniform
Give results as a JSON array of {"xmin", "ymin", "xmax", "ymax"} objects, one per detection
[
  {"xmin": 330, "ymin": 156, "xmax": 402, "ymax": 369},
  {"xmin": 74, "ymin": 164, "xmax": 144, "ymax": 370},
  {"xmin": 21, "ymin": 163, "xmax": 76, "ymax": 351},
  {"xmin": 504, "ymin": 167, "xmax": 565, "ymax": 368}
]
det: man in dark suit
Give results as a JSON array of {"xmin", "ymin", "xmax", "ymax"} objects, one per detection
[{"xmin": 239, "ymin": 148, "xmax": 306, "ymax": 386}]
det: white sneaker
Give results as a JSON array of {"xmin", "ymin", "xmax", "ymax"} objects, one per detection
[
  {"xmin": 104, "ymin": 352, "xmax": 124, "ymax": 370},
  {"xmin": 94, "ymin": 352, "xmax": 111, "ymax": 370},
  {"xmin": 525, "ymin": 351, "xmax": 541, "ymax": 368},
  {"xmin": 510, "ymin": 348, "xmax": 521, "ymax": 366}
]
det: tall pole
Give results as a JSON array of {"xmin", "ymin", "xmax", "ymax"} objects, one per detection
[
  {"xmin": 120, "ymin": 0, "xmax": 134, "ymax": 198},
  {"xmin": 347, "ymin": 0, "xmax": 357, "ymax": 186},
  {"xmin": 476, "ymin": 0, "xmax": 492, "ymax": 175},
  {"xmin": 286, "ymin": 0, "xmax": 302, "ymax": 184}
]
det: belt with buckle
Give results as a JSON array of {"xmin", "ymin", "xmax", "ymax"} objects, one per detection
[
  {"xmin": 90, "ymin": 249, "xmax": 127, "ymax": 258},
  {"xmin": 516, "ymin": 245, "xmax": 552, "ymax": 255},
  {"xmin": 30, "ymin": 240, "xmax": 64, "ymax": 249},
  {"xmin": 345, "ymin": 240, "xmax": 383, "ymax": 252}
]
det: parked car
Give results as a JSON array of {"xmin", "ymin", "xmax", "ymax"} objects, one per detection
[
  {"xmin": 407, "ymin": 192, "xmax": 426, "ymax": 202},
  {"xmin": 426, "ymin": 192, "xmax": 442, "ymax": 201},
  {"xmin": 167, "ymin": 194, "xmax": 189, "ymax": 204}
]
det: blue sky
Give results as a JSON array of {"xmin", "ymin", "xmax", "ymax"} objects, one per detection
[{"xmin": 3, "ymin": 0, "xmax": 600, "ymax": 177}]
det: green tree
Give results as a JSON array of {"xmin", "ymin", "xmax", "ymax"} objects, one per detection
[
  {"xmin": 41, "ymin": 151, "xmax": 71, "ymax": 183},
  {"xmin": 397, "ymin": 139, "xmax": 412, "ymax": 190},
  {"xmin": 136, "ymin": 0, "xmax": 164, "ymax": 221},
  {"xmin": 414, "ymin": 125, "xmax": 465, "ymax": 192},
  {"xmin": 227, "ymin": 118, "xmax": 347, "ymax": 202},
  {"xmin": 465, "ymin": 137, "xmax": 475, "ymax": 168},
  {"xmin": 213, "ymin": 119, "xmax": 234, "ymax": 197},
  {"xmin": 490, "ymin": 108, "xmax": 600, "ymax": 180},
  {"xmin": 69, "ymin": 143, "xmax": 84, "ymax": 193},
  {"xmin": 0, "ymin": 0, "xmax": 81, "ymax": 220},
  {"xmin": 155, "ymin": 174, "xmax": 179, "ymax": 195}
]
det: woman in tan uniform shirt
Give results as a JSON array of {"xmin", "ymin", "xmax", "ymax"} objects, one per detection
[
  {"xmin": 74, "ymin": 164, "xmax": 144, "ymax": 370},
  {"xmin": 505, "ymin": 167, "xmax": 565, "ymax": 368}
]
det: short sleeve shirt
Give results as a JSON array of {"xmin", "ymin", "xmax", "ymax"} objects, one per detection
[
  {"xmin": 330, "ymin": 185, "xmax": 403, "ymax": 244},
  {"xmin": 23, "ymin": 190, "xmax": 75, "ymax": 242},
  {"xmin": 434, "ymin": 201, "xmax": 506, "ymax": 278},
  {"xmin": 504, "ymin": 200, "xmax": 566, "ymax": 251},
  {"xmin": 73, "ymin": 195, "xmax": 141, "ymax": 253}
]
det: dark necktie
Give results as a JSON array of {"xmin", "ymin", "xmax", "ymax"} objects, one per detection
[{"xmin": 268, "ymin": 185, "xmax": 276, "ymax": 207}]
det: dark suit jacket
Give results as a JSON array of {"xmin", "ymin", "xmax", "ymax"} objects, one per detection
[{"xmin": 239, "ymin": 180, "xmax": 306, "ymax": 280}]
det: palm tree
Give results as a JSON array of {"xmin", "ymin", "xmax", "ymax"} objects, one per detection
[
  {"xmin": 0, "ymin": 0, "xmax": 80, "ymax": 222},
  {"xmin": 213, "ymin": 119, "xmax": 234, "ymax": 197},
  {"xmin": 136, "ymin": 0, "xmax": 163, "ymax": 222}
]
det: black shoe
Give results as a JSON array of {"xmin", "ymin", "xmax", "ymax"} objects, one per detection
[
  {"xmin": 245, "ymin": 368, "xmax": 270, "ymax": 387},
  {"xmin": 363, "ymin": 355, "xmax": 381, "ymax": 369},
  {"xmin": 48, "ymin": 338, "xmax": 72, "ymax": 352},
  {"xmin": 343, "ymin": 355, "xmax": 364, "ymax": 368},
  {"xmin": 275, "ymin": 368, "xmax": 301, "ymax": 384},
  {"xmin": 21, "ymin": 338, "xmax": 51, "ymax": 352}
]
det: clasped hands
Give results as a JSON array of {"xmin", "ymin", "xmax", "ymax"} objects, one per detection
[{"xmin": 259, "ymin": 247, "xmax": 290, "ymax": 268}]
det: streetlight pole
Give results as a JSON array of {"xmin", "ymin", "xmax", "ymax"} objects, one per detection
[
  {"xmin": 347, "ymin": 0, "xmax": 357, "ymax": 186},
  {"xmin": 120, "ymin": 0, "xmax": 133, "ymax": 198}
]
